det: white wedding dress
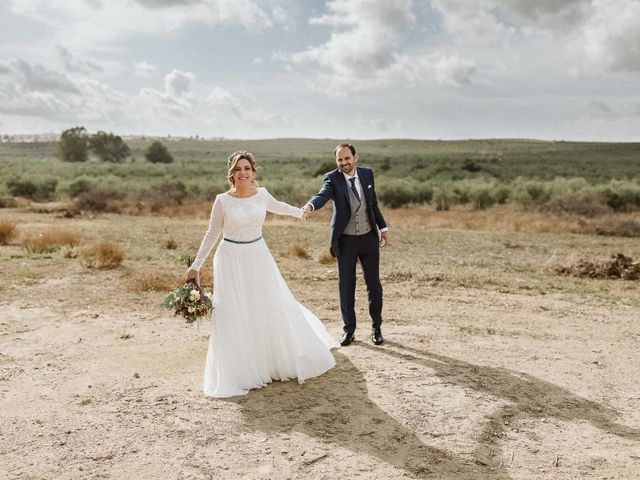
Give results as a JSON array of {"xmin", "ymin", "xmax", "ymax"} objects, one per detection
[{"xmin": 191, "ymin": 187, "xmax": 339, "ymax": 397}]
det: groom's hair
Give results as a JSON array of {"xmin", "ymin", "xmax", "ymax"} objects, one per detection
[{"xmin": 334, "ymin": 143, "xmax": 356, "ymax": 156}]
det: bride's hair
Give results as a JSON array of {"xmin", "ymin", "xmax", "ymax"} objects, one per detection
[{"xmin": 227, "ymin": 151, "xmax": 258, "ymax": 187}]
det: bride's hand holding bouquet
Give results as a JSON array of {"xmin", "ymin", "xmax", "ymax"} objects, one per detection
[{"xmin": 161, "ymin": 257, "xmax": 213, "ymax": 325}]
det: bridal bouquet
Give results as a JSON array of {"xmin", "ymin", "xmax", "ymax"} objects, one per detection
[{"xmin": 161, "ymin": 257, "xmax": 213, "ymax": 325}]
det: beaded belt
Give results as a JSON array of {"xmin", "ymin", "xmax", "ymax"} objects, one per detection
[{"xmin": 223, "ymin": 235, "xmax": 263, "ymax": 244}]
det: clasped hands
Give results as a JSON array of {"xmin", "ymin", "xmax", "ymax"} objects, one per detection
[{"xmin": 301, "ymin": 204, "xmax": 313, "ymax": 222}]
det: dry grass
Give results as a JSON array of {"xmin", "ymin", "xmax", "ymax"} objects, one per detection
[
  {"xmin": 382, "ymin": 205, "xmax": 624, "ymax": 235},
  {"xmin": 555, "ymin": 253, "xmax": 640, "ymax": 280},
  {"xmin": 22, "ymin": 228, "xmax": 82, "ymax": 253},
  {"xmin": 318, "ymin": 250, "xmax": 335, "ymax": 264},
  {"xmin": 128, "ymin": 266, "xmax": 213, "ymax": 293},
  {"xmin": 165, "ymin": 239, "xmax": 178, "ymax": 250},
  {"xmin": 591, "ymin": 218, "xmax": 640, "ymax": 237},
  {"xmin": 197, "ymin": 268, "xmax": 213, "ymax": 286},
  {"xmin": 0, "ymin": 220, "xmax": 18, "ymax": 245},
  {"xmin": 27, "ymin": 202, "xmax": 76, "ymax": 214},
  {"xmin": 281, "ymin": 241, "xmax": 311, "ymax": 259},
  {"xmin": 127, "ymin": 268, "xmax": 180, "ymax": 292},
  {"xmin": 0, "ymin": 197, "xmax": 18, "ymax": 208},
  {"xmin": 114, "ymin": 201, "xmax": 640, "ymax": 238},
  {"xmin": 81, "ymin": 242, "xmax": 124, "ymax": 269},
  {"xmin": 142, "ymin": 199, "xmax": 213, "ymax": 219}
]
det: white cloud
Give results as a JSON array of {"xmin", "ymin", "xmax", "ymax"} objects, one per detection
[
  {"xmin": 566, "ymin": 115, "xmax": 640, "ymax": 141},
  {"xmin": 164, "ymin": 69, "xmax": 196, "ymax": 97},
  {"xmin": 0, "ymin": 89, "xmax": 73, "ymax": 119},
  {"xmin": 290, "ymin": 0, "xmax": 416, "ymax": 89},
  {"xmin": 430, "ymin": 0, "xmax": 514, "ymax": 44},
  {"xmin": 0, "ymin": 61, "xmax": 127, "ymax": 122},
  {"xmin": 286, "ymin": 0, "xmax": 479, "ymax": 94},
  {"xmin": 56, "ymin": 45, "xmax": 103, "ymax": 74},
  {"xmin": 133, "ymin": 61, "xmax": 158, "ymax": 78},
  {"xmin": 431, "ymin": 0, "xmax": 589, "ymax": 42},
  {"xmin": 134, "ymin": 0, "xmax": 201, "ymax": 7},
  {"xmin": 6, "ymin": 0, "xmax": 289, "ymax": 52},
  {"xmin": 7, "ymin": 59, "xmax": 78, "ymax": 93},
  {"xmin": 430, "ymin": 0, "xmax": 640, "ymax": 73},
  {"xmin": 576, "ymin": 0, "xmax": 640, "ymax": 72},
  {"xmin": 590, "ymin": 100, "xmax": 613, "ymax": 114},
  {"xmin": 434, "ymin": 55, "xmax": 477, "ymax": 86},
  {"xmin": 497, "ymin": 0, "xmax": 590, "ymax": 31},
  {"xmin": 136, "ymin": 69, "xmax": 289, "ymax": 135},
  {"xmin": 0, "ymin": 56, "xmax": 283, "ymax": 136}
]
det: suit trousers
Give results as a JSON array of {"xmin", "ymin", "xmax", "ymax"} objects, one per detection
[{"xmin": 336, "ymin": 230, "xmax": 383, "ymax": 334}]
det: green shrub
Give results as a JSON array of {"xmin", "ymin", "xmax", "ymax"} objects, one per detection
[
  {"xmin": 378, "ymin": 183, "xmax": 415, "ymax": 208},
  {"xmin": 58, "ymin": 127, "xmax": 89, "ymax": 162},
  {"xmin": 89, "ymin": 131, "xmax": 130, "ymax": 163},
  {"xmin": 494, "ymin": 186, "xmax": 510, "ymax": 204},
  {"xmin": 75, "ymin": 188, "xmax": 124, "ymax": 212},
  {"xmin": 598, "ymin": 180, "xmax": 640, "ymax": 211},
  {"xmin": 311, "ymin": 160, "xmax": 336, "ymax": 177},
  {"xmin": 6, "ymin": 178, "xmax": 36, "ymax": 198},
  {"xmin": 145, "ymin": 141, "xmax": 174, "ymax": 164},
  {"xmin": 543, "ymin": 191, "xmax": 610, "ymax": 217},
  {"xmin": 433, "ymin": 187, "xmax": 454, "ymax": 211},
  {"xmin": 139, "ymin": 181, "xmax": 188, "ymax": 211},
  {"xmin": 471, "ymin": 188, "xmax": 496, "ymax": 210},
  {"xmin": 67, "ymin": 177, "xmax": 95, "ymax": 198},
  {"xmin": 511, "ymin": 178, "xmax": 550, "ymax": 207},
  {"xmin": 7, "ymin": 177, "xmax": 57, "ymax": 201}
]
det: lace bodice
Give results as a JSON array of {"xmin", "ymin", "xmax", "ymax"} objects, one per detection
[{"xmin": 191, "ymin": 187, "xmax": 302, "ymax": 270}]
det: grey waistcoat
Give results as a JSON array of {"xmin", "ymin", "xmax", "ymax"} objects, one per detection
[{"xmin": 343, "ymin": 180, "xmax": 373, "ymax": 236}]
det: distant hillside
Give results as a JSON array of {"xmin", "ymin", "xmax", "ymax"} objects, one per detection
[{"xmin": 1, "ymin": 138, "xmax": 639, "ymax": 182}]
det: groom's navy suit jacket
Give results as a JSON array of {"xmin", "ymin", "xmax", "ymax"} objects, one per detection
[{"xmin": 309, "ymin": 166, "xmax": 387, "ymax": 257}]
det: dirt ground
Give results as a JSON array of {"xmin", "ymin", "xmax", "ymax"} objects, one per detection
[{"xmin": 1, "ymin": 207, "xmax": 639, "ymax": 479}]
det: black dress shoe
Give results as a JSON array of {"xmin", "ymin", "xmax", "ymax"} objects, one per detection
[
  {"xmin": 372, "ymin": 328, "xmax": 384, "ymax": 345},
  {"xmin": 340, "ymin": 332, "xmax": 355, "ymax": 346}
]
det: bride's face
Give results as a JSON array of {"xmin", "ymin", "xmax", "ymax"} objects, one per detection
[{"xmin": 232, "ymin": 158, "xmax": 255, "ymax": 186}]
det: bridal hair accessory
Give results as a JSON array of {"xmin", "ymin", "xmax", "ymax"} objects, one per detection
[{"xmin": 161, "ymin": 256, "xmax": 213, "ymax": 333}]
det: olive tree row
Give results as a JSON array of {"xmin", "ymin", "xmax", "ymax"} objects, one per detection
[{"xmin": 57, "ymin": 127, "xmax": 173, "ymax": 164}]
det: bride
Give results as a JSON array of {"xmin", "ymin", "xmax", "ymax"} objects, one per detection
[{"xmin": 186, "ymin": 151, "xmax": 339, "ymax": 397}]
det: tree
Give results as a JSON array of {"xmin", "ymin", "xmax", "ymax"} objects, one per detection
[
  {"xmin": 58, "ymin": 127, "xmax": 89, "ymax": 162},
  {"xmin": 89, "ymin": 131, "xmax": 131, "ymax": 163},
  {"xmin": 145, "ymin": 141, "xmax": 174, "ymax": 164}
]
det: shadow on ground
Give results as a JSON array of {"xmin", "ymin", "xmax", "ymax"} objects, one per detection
[
  {"xmin": 226, "ymin": 352, "xmax": 511, "ymax": 479},
  {"xmin": 363, "ymin": 341, "xmax": 640, "ymax": 470}
]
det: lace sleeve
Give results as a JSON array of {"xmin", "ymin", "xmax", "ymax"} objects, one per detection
[
  {"xmin": 190, "ymin": 195, "xmax": 223, "ymax": 270},
  {"xmin": 264, "ymin": 188, "xmax": 302, "ymax": 218}
]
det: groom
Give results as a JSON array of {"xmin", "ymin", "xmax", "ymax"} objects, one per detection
[{"xmin": 303, "ymin": 143, "xmax": 389, "ymax": 346}]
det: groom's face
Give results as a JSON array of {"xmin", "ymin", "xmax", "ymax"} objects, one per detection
[{"xmin": 335, "ymin": 146, "xmax": 357, "ymax": 175}]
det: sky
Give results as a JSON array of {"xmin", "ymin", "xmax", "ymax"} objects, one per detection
[{"xmin": 0, "ymin": 0, "xmax": 639, "ymax": 141}]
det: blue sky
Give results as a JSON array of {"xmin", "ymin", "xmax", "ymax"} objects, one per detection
[{"xmin": 1, "ymin": 0, "xmax": 639, "ymax": 140}]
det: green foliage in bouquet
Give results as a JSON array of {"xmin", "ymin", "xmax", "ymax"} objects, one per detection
[{"xmin": 160, "ymin": 256, "xmax": 213, "ymax": 324}]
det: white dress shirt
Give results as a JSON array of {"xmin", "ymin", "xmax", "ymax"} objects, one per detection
[{"xmin": 343, "ymin": 171, "xmax": 363, "ymax": 199}]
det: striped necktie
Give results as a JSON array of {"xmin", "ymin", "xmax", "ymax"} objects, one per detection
[{"xmin": 349, "ymin": 177, "xmax": 360, "ymax": 202}]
